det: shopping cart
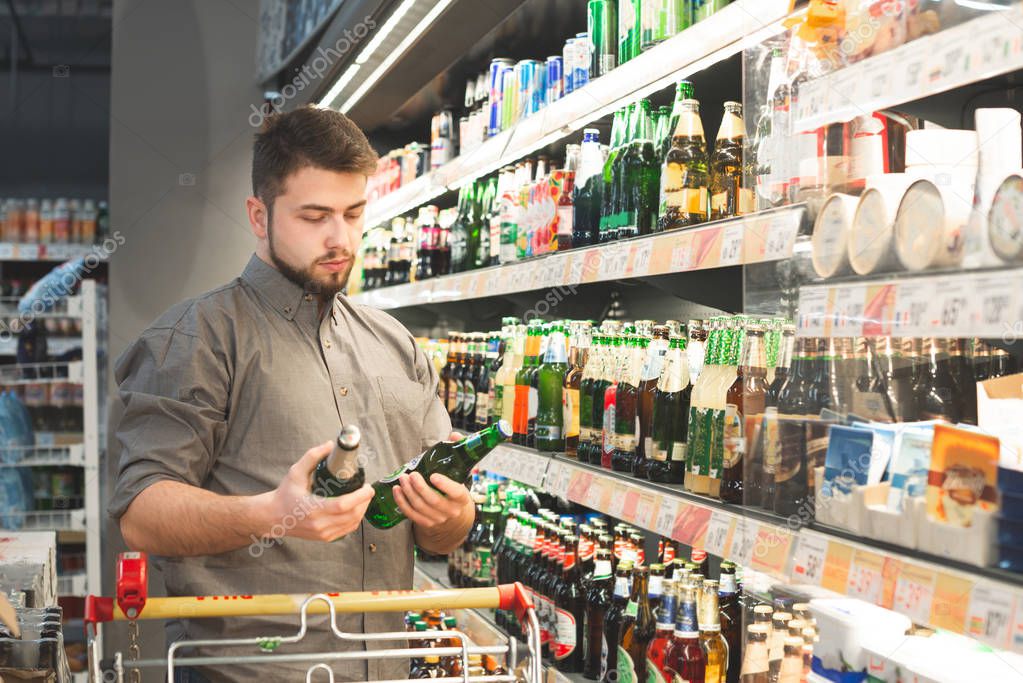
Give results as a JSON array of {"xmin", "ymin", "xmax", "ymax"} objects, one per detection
[{"xmin": 83, "ymin": 553, "xmax": 541, "ymax": 683}]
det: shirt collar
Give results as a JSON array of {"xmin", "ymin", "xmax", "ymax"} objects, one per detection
[{"xmin": 240, "ymin": 253, "xmax": 324, "ymax": 323}]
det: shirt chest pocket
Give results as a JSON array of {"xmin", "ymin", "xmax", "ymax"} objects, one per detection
[{"xmin": 375, "ymin": 375, "xmax": 429, "ymax": 422}]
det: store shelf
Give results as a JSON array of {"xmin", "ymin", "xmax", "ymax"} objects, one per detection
[
  {"xmin": 480, "ymin": 444, "xmax": 1023, "ymax": 654},
  {"xmin": 4, "ymin": 509, "xmax": 86, "ymax": 532},
  {"xmin": 0, "ymin": 336, "xmax": 82, "ymax": 356},
  {"xmin": 0, "ymin": 443, "xmax": 85, "ymax": 467},
  {"xmin": 793, "ymin": 5, "xmax": 1023, "ymax": 130},
  {"xmin": 363, "ymin": 0, "xmax": 794, "ymax": 228},
  {"xmin": 57, "ymin": 572, "xmax": 88, "ymax": 597},
  {"xmin": 0, "ymin": 361, "xmax": 83, "ymax": 385},
  {"xmin": 796, "ymin": 265, "xmax": 1023, "ymax": 339},
  {"xmin": 0, "ymin": 243, "xmax": 103, "ymax": 262},
  {"xmin": 353, "ymin": 205, "xmax": 807, "ymax": 309}
]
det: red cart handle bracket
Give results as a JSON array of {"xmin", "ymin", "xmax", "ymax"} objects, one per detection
[
  {"xmin": 496, "ymin": 582, "xmax": 534, "ymax": 625},
  {"xmin": 117, "ymin": 551, "xmax": 148, "ymax": 619}
]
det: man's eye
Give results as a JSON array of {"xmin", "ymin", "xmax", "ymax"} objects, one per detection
[
  {"xmin": 345, "ymin": 211, "xmax": 364, "ymax": 221},
  {"xmin": 302, "ymin": 214, "xmax": 329, "ymax": 223}
]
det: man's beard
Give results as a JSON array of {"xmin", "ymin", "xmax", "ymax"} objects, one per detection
[{"xmin": 267, "ymin": 223, "xmax": 352, "ymax": 299}]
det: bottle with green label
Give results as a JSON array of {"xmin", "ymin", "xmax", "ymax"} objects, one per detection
[
  {"xmin": 365, "ymin": 420, "xmax": 512, "ymax": 529},
  {"xmin": 537, "ymin": 323, "xmax": 570, "ymax": 452},
  {"xmin": 311, "ymin": 425, "xmax": 365, "ymax": 497}
]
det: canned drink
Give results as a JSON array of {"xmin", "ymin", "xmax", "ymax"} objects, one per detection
[
  {"xmin": 501, "ymin": 65, "xmax": 517, "ymax": 130},
  {"xmin": 563, "ymin": 39, "xmax": 576, "ymax": 94},
  {"xmin": 430, "ymin": 110, "xmax": 454, "ymax": 169},
  {"xmin": 489, "ymin": 58, "xmax": 514, "ymax": 136},
  {"xmin": 573, "ymin": 32, "xmax": 591, "ymax": 89},
  {"xmin": 516, "ymin": 59, "xmax": 542, "ymax": 118},
  {"xmin": 546, "ymin": 56, "xmax": 564, "ymax": 105},
  {"xmin": 458, "ymin": 116, "xmax": 470, "ymax": 156},
  {"xmin": 588, "ymin": 0, "xmax": 617, "ymax": 77}
]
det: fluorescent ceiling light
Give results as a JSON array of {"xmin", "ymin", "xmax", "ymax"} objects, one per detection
[
  {"xmin": 317, "ymin": 64, "xmax": 360, "ymax": 107},
  {"xmin": 341, "ymin": 0, "xmax": 456, "ymax": 113},
  {"xmin": 953, "ymin": 0, "xmax": 1011, "ymax": 9},
  {"xmin": 355, "ymin": 0, "xmax": 417, "ymax": 64}
]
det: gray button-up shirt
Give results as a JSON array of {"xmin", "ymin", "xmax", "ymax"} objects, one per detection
[{"xmin": 110, "ymin": 254, "xmax": 451, "ymax": 682}]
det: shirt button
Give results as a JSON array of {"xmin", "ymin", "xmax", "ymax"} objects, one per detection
[
  {"xmin": 369, "ymin": 543, "xmax": 377, "ymax": 553},
  {"xmin": 323, "ymin": 339, "xmax": 332, "ymax": 349},
  {"xmin": 304, "ymin": 293, "xmax": 314, "ymax": 302},
  {"xmin": 338, "ymin": 387, "xmax": 349, "ymax": 396}
]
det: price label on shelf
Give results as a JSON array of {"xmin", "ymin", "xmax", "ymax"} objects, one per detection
[
  {"xmin": 893, "ymin": 279, "xmax": 931, "ymax": 337},
  {"xmin": 730, "ymin": 519, "xmax": 758, "ymax": 568},
  {"xmin": 0, "ymin": 244, "xmax": 14, "ymax": 260},
  {"xmin": 567, "ymin": 254, "xmax": 585, "ymax": 286},
  {"xmin": 936, "ymin": 285, "xmax": 969, "ymax": 335},
  {"xmin": 764, "ymin": 211, "xmax": 799, "ymax": 261},
  {"xmin": 899, "ymin": 40, "xmax": 926, "ymax": 93},
  {"xmin": 703, "ymin": 511, "xmax": 733, "ymax": 558},
  {"xmin": 608, "ymin": 483, "xmax": 628, "ymax": 519},
  {"xmin": 973, "ymin": 274, "xmax": 1014, "ymax": 336},
  {"xmin": 847, "ymin": 550, "xmax": 886, "ymax": 606},
  {"xmin": 790, "ymin": 533, "xmax": 828, "ymax": 586},
  {"xmin": 670, "ymin": 237, "xmax": 695, "ymax": 272},
  {"xmin": 653, "ymin": 497, "xmax": 679, "ymax": 539},
  {"xmin": 797, "ymin": 286, "xmax": 828, "ymax": 337},
  {"xmin": 630, "ymin": 240, "xmax": 654, "ymax": 277},
  {"xmin": 830, "ymin": 284, "xmax": 866, "ymax": 336},
  {"xmin": 585, "ymin": 479, "xmax": 606, "ymax": 510},
  {"xmin": 719, "ymin": 223, "xmax": 744, "ymax": 266},
  {"xmin": 931, "ymin": 32, "xmax": 970, "ymax": 92},
  {"xmin": 544, "ymin": 461, "xmax": 566, "ymax": 497},
  {"xmin": 633, "ymin": 492, "xmax": 657, "ymax": 529},
  {"xmin": 892, "ymin": 565, "xmax": 937, "ymax": 626},
  {"xmin": 485, "ymin": 270, "xmax": 503, "ymax": 297},
  {"xmin": 466, "ymin": 275, "xmax": 481, "ymax": 298},
  {"xmin": 864, "ymin": 54, "xmax": 893, "ymax": 103},
  {"xmin": 967, "ymin": 583, "xmax": 1014, "ymax": 649}
]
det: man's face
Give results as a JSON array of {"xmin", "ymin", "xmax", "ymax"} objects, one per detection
[{"xmin": 255, "ymin": 166, "xmax": 367, "ymax": 298}]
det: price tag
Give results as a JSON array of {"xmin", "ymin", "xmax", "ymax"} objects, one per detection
[
  {"xmin": 703, "ymin": 511, "xmax": 733, "ymax": 558},
  {"xmin": 654, "ymin": 497, "xmax": 679, "ymax": 539},
  {"xmin": 789, "ymin": 534, "xmax": 828, "ymax": 586},
  {"xmin": 893, "ymin": 279, "xmax": 930, "ymax": 337},
  {"xmin": 973, "ymin": 274, "xmax": 1014, "ymax": 337},
  {"xmin": 567, "ymin": 254, "xmax": 585, "ymax": 286},
  {"xmin": 847, "ymin": 550, "xmax": 886, "ymax": 605},
  {"xmin": 719, "ymin": 223, "xmax": 744, "ymax": 266},
  {"xmin": 934, "ymin": 33, "xmax": 969, "ymax": 91},
  {"xmin": 967, "ymin": 583, "xmax": 1014, "ymax": 649},
  {"xmin": 797, "ymin": 286, "xmax": 828, "ymax": 337},
  {"xmin": 585, "ymin": 480, "xmax": 606, "ymax": 510},
  {"xmin": 900, "ymin": 46, "xmax": 925, "ymax": 93},
  {"xmin": 0, "ymin": 244, "xmax": 14, "ymax": 260},
  {"xmin": 764, "ymin": 211, "xmax": 799, "ymax": 261},
  {"xmin": 465, "ymin": 275, "xmax": 480, "ymax": 298},
  {"xmin": 544, "ymin": 461, "xmax": 565, "ymax": 495},
  {"xmin": 730, "ymin": 519, "xmax": 758, "ymax": 568},
  {"xmin": 864, "ymin": 55, "xmax": 893, "ymax": 102},
  {"xmin": 670, "ymin": 236, "xmax": 695, "ymax": 271},
  {"xmin": 608, "ymin": 484, "xmax": 628, "ymax": 519},
  {"xmin": 484, "ymin": 270, "xmax": 502, "ymax": 296},
  {"xmin": 934, "ymin": 279, "xmax": 969, "ymax": 335},
  {"xmin": 830, "ymin": 284, "xmax": 866, "ymax": 336},
  {"xmin": 630, "ymin": 240, "xmax": 654, "ymax": 276},
  {"xmin": 633, "ymin": 493, "xmax": 657, "ymax": 529},
  {"xmin": 892, "ymin": 565, "xmax": 937, "ymax": 626}
]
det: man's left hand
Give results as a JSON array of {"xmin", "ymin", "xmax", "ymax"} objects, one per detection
[{"xmin": 392, "ymin": 431, "xmax": 474, "ymax": 532}]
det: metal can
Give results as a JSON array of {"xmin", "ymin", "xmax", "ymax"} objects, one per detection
[
  {"xmin": 587, "ymin": 0, "xmax": 617, "ymax": 77},
  {"xmin": 545, "ymin": 56, "xmax": 564, "ymax": 105},
  {"xmin": 430, "ymin": 110, "xmax": 454, "ymax": 169},
  {"xmin": 500, "ymin": 64, "xmax": 517, "ymax": 131},
  {"xmin": 563, "ymin": 39, "xmax": 576, "ymax": 94},
  {"xmin": 488, "ymin": 58, "xmax": 514, "ymax": 136},
  {"xmin": 516, "ymin": 59, "xmax": 542, "ymax": 118},
  {"xmin": 574, "ymin": 32, "xmax": 591, "ymax": 89}
]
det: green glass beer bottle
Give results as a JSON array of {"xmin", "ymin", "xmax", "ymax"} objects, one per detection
[
  {"xmin": 311, "ymin": 425, "xmax": 366, "ymax": 497},
  {"xmin": 537, "ymin": 323, "xmax": 570, "ymax": 452},
  {"xmin": 366, "ymin": 420, "xmax": 513, "ymax": 529}
]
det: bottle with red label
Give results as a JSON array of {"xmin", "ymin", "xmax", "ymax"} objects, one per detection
[
  {"xmin": 554, "ymin": 535, "xmax": 586, "ymax": 673},
  {"xmin": 646, "ymin": 578, "xmax": 677, "ymax": 683}
]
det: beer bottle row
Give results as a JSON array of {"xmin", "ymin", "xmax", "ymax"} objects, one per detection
[
  {"xmin": 436, "ymin": 317, "xmax": 1016, "ymax": 515},
  {"xmin": 402, "ymin": 610, "xmax": 509, "ymax": 679}
]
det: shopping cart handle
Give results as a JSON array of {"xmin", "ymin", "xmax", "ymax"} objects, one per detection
[{"xmin": 497, "ymin": 582, "xmax": 534, "ymax": 625}]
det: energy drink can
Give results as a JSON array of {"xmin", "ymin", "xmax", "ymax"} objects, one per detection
[
  {"xmin": 573, "ymin": 32, "xmax": 591, "ymax": 89},
  {"xmin": 488, "ymin": 58, "xmax": 514, "ymax": 136},
  {"xmin": 516, "ymin": 59, "xmax": 542, "ymax": 117},
  {"xmin": 563, "ymin": 39, "xmax": 576, "ymax": 93},
  {"xmin": 546, "ymin": 56, "xmax": 564, "ymax": 105},
  {"xmin": 501, "ymin": 64, "xmax": 517, "ymax": 130}
]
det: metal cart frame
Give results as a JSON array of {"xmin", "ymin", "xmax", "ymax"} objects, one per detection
[{"xmin": 84, "ymin": 553, "xmax": 541, "ymax": 683}]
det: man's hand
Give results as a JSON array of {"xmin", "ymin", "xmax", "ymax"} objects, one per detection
[
  {"xmin": 392, "ymin": 471, "xmax": 472, "ymax": 531},
  {"xmin": 261, "ymin": 441, "xmax": 374, "ymax": 543}
]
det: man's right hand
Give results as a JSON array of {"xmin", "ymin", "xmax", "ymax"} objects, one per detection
[{"xmin": 260, "ymin": 441, "xmax": 374, "ymax": 543}]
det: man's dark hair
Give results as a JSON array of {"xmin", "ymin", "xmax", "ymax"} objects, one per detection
[{"xmin": 252, "ymin": 106, "xmax": 379, "ymax": 211}]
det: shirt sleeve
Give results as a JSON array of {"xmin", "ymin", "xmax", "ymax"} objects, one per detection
[
  {"xmin": 107, "ymin": 326, "xmax": 230, "ymax": 519},
  {"xmin": 412, "ymin": 338, "xmax": 452, "ymax": 446}
]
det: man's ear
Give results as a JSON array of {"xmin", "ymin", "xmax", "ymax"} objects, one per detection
[{"xmin": 246, "ymin": 196, "xmax": 269, "ymax": 239}]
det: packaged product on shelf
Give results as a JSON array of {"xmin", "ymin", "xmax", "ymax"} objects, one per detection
[{"xmin": 925, "ymin": 423, "xmax": 999, "ymax": 527}]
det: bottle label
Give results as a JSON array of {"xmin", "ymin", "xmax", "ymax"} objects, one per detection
[
  {"xmin": 446, "ymin": 379, "xmax": 460, "ymax": 414},
  {"xmin": 603, "ymin": 405, "xmax": 616, "ymax": 459},
  {"xmin": 617, "ymin": 646, "xmax": 637, "ymax": 683},
  {"xmin": 688, "ymin": 406, "xmax": 704, "ymax": 474},
  {"xmin": 601, "ymin": 634, "xmax": 610, "ymax": 680},
  {"xmin": 455, "ymin": 383, "xmax": 466, "ymax": 415},
  {"xmin": 472, "ymin": 546, "xmax": 492, "ymax": 581},
  {"xmin": 648, "ymin": 575, "xmax": 663, "ymax": 598},
  {"xmin": 775, "ymin": 418, "xmax": 806, "ymax": 484},
  {"xmin": 564, "ymin": 388, "xmax": 580, "ymax": 439},
  {"xmin": 709, "ymin": 407, "xmax": 725, "ymax": 478},
  {"xmin": 557, "ymin": 205, "xmax": 574, "ymax": 238},
  {"xmin": 614, "ymin": 576, "xmax": 630, "ymax": 598},
  {"xmin": 476, "ymin": 390, "xmax": 490, "ymax": 424},
  {"xmin": 553, "ymin": 607, "xmax": 578, "ymax": 659},
  {"xmin": 378, "ymin": 452, "xmax": 425, "ymax": 484},
  {"xmin": 463, "ymin": 386, "xmax": 477, "ymax": 416},
  {"xmin": 625, "ymin": 600, "xmax": 638, "ymax": 618},
  {"xmin": 536, "ymin": 424, "xmax": 562, "ymax": 440},
  {"xmin": 489, "ymin": 217, "xmax": 502, "ymax": 260},
  {"xmin": 648, "ymin": 438, "xmax": 666, "ymax": 461},
  {"xmin": 619, "ymin": 0, "xmax": 636, "ymax": 40},
  {"xmin": 528, "ymin": 386, "xmax": 539, "ymax": 418},
  {"xmin": 670, "ymin": 442, "xmax": 686, "ymax": 463},
  {"xmin": 664, "ymin": 186, "xmax": 708, "ymax": 215},
  {"xmin": 722, "ymin": 403, "xmax": 744, "ymax": 468}
]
